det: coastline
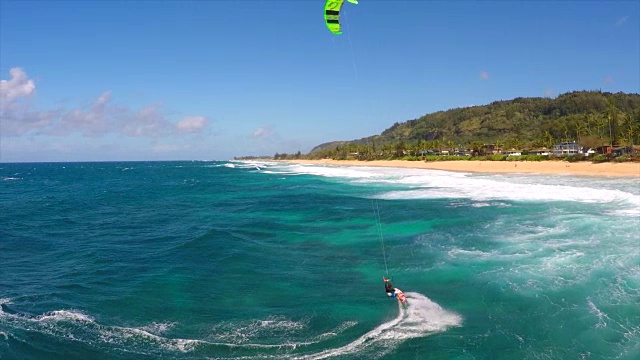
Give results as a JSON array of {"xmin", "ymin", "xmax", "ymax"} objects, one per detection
[{"xmin": 277, "ymin": 159, "xmax": 640, "ymax": 177}]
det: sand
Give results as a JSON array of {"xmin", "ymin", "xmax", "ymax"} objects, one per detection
[{"xmin": 278, "ymin": 159, "xmax": 640, "ymax": 177}]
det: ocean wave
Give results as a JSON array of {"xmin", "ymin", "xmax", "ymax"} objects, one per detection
[{"xmin": 255, "ymin": 163, "xmax": 640, "ymax": 213}]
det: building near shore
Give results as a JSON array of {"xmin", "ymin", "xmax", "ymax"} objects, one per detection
[{"xmin": 551, "ymin": 142, "xmax": 581, "ymax": 156}]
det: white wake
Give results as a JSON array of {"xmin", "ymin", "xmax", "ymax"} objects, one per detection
[{"xmin": 294, "ymin": 292, "xmax": 463, "ymax": 359}]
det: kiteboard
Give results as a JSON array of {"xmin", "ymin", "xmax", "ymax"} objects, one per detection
[{"xmin": 395, "ymin": 289, "xmax": 407, "ymax": 304}]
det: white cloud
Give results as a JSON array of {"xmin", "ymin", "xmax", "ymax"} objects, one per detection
[
  {"xmin": 93, "ymin": 90, "xmax": 112, "ymax": 110},
  {"xmin": 0, "ymin": 67, "xmax": 52, "ymax": 136},
  {"xmin": 603, "ymin": 75, "xmax": 614, "ymax": 84},
  {"xmin": 0, "ymin": 67, "xmax": 35, "ymax": 105},
  {"xmin": 0, "ymin": 67, "xmax": 210, "ymax": 139},
  {"xmin": 56, "ymin": 91, "xmax": 124, "ymax": 137},
  {"xmin": 479, "ymin": 71, "xmax": 489, "ymax": 80},
  {"xmin": 543, "ymin": 88, "xmax": 555, "ymax": 97},
  {"xmin": 252, "ymin": 124, "xmax": 274, "ymax": 139},
  {"xmin": 176, "ymin": 116, "xmax": 208, "ymax": 133},
  {"xmin": 123, "ymin": 103, "xmax": 172, "ymax": 137},
  {"xmin": 615, "ymin": 16, "xmax": 629, "ymax": 26},
  {"xmin": 2, "ymin": 107, "xmax": 59, "ymax": 136}
]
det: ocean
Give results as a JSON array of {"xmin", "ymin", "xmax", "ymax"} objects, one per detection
[{"xmin": 1, "ymin": 160, "xmax": 638, "ymax": 360}]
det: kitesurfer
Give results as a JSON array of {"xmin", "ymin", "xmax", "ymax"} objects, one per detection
[
  {"xmin": 383, "ymin": 277, "xmax": 407, "ymax": 303},
  {"xmin": 383, "ymin": 277, "xmax": 394, "ymax": 295}
]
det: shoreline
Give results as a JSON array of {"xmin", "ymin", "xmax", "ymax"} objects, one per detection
[{"xmin": 277, "ymin": 159, "xmax": 640, "ymax": 177}]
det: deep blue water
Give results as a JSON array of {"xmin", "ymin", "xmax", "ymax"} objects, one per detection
[{"xmin": 1, "ymin": 160, "xmax": 639, "ymax": 359}]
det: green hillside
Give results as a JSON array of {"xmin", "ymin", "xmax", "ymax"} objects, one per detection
[{"xmin": 302, "ymin": 90, "xmax": 640, "ymax": 160}]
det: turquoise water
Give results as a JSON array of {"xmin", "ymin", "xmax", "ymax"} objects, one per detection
[{"xmin": 1, "ymin": 160, "xmax": 639, "ymax": 359}]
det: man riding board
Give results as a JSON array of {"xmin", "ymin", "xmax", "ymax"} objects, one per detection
[{"xmin": 383, "ymin": 277, "xmax": 407, "ymax": 304}]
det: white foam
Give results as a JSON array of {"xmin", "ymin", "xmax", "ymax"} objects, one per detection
[
  {"xmin": 0, "ymin": 305, "xmax": 202, "ymax": 353},
  {"xmin": 139, "ymin": 321, "xmax": 176, "ymax": 335},
  {"xmin": 207, "ymin": 315, "xmax": 355, "ymax": 351},
  {"xmin": 260, "ymin": 170, "xmax": 304, "ymax": 176},
  {"xmin": 257, "ymin": 163, "xmax": 640, "ymax": 213},
  {"xmin": 1, "ymin": 294, "xmax": 460, "ymax": 358},
  {"xmin": 38, "ymin": 310, "xmax": 94, "ymax": 323},
  {"xmin": 0, "ymin": 308, "xmax": 350, "ymax": 355},
  {"xmin": 448, "ymin": 247, "xmax": 495, "ymax": 259},
  {"xmin": 230, "ymin": 160, "xmax": 283, "ymax": 171},
  {"xmin": 276, "ymin": 164, "xmax": 383, "ymax": 179},
  {"xmin": 212, "ymin": 316, "xmax": 307, "ymax": 344},
  {"xmin": 294, "ymin": 292, "xmax": 462, "ymax": 359},
  {"xmin": 377, "ymin": 176, "xmax": 639, "ymax": 206},
  {"xmin": 587, "ymin": 298, "xmax": 610, "ymax": 329}
]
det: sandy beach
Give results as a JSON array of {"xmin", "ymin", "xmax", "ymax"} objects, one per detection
[{"xmin": 279, "ymin": 159, "xmax": 640, "ymax": 177}]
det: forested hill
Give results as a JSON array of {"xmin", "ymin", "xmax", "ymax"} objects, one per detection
[{"xmin": 308, "ymin": 90, "xmax": 640, "ymax": 155}]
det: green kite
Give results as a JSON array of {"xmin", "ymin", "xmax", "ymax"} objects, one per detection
[{"xmin": 324, "ymin": 0, "xmax": 358, "ymax": 35}]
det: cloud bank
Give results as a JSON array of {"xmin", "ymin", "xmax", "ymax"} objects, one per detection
[{"xmin": 0, "ymin": 67, "xmax": 209, "ymax": 138}]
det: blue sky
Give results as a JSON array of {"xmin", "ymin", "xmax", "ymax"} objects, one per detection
[{"xmin": 1, "ymin": 0, "xmax": 638, "ymax": 162}]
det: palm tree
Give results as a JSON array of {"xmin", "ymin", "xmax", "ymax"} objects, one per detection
[
  {"xmin": 432, "ymin": 139, "xmax": 441, "ymax": 154},
  {"xmin": 542, "ymin": 131, "xmax": 555, "ymax": 148},
  {"xmin": 494, "ymin": 139, "xmax": 504, "ymax": 154},
  {"xmin": 574, "ymin": 118, "xmax": 587, "ymax": 144},
  {"xmin": 606, "ymin": 96, "xmax": 619, "ymax": 147},
  {"xmin": 382, "ymin": 143, "xmax": 395, "ymax": 158},
  {"xmin": 418, "ymin": 139, "xmax": 428, "ymax": 159},
  {"xmin": 594, "ymin": 115, "xmax": 607, "ymax": 143},
  {"xmin": 622, "ymin": 112, "xmax": 639, "ymax": 146},
  {"xmin": 445, "ymin": 139, "xmax": 455, "ymax": 154},
  {"xmin": 394, "ymin": 141, "xmax": 407, "ymax": 157},
  {"xmin": 470, "ymin": 141, "xmax": 484, "ymax": 156}
]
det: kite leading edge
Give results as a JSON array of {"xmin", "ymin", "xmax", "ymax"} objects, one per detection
[{"xmin": 324, "ymin": 0, "xmax": 358, "ymax": 35}]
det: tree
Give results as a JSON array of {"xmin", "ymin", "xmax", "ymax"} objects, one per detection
[
  {"xmin": 606, "ymin": 96, "xmax": 619, "ymax": 146},
  {"xmin": 394, "ymin": 141, "xmax": 407, "ymax": 157},
  {"xmin": 594, "ymin": 115, "xmax": 608, "ymax": 143},
  {"xmin": 470, "ymin": 141, "xmax": 485, "ymax": 156},
  {"xmin": 574, "ymin": 117, "xmax": 587, "ymax": 144},
  {"xmin": 622, "ymin": 111, "xmax": 640, "ymax": 146},
  {"xmin": 542, "ymin": 131, "xmax": 555, "ymax": 148}
]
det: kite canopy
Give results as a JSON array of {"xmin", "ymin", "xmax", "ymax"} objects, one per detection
[{"xmin": 324, "ymin": 0, "xmax": 358, "ymax": 35}]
